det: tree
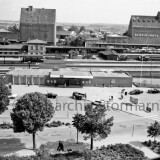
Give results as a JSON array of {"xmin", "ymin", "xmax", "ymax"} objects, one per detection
[
  {"xmin": 72, "ymin": 114, "xmax": 86, "ymax": 143},
  {"xmin": 72, "ymin": 103, "xmax": 114, "ymax": 150},
  {"xmin": 0, "ymin": 77, "xmax": 10, "ymax": 114},
  {"xmin": 123, "ymin": 30, "xmax": 128, "ymax": 36},
  {"xmin": 10, "ymin": 92, "xmax": 54, "ymax": 150},
  {"xmin": 56, "ymin": 26, "xmax": 64, "ymax": 31},
  {"xmin": 78, "ymin": 26, "xmax": 86, "ymax": 34},
  {"xmin": 68, "ymin": 25, "xmax": 79, "ymax": 33},
  {"xmin": 147, "ymin": 121, "xmax": 160, "ymax": 141},
  {"xmin": 8, "ymin": 24, "xmax": 19, "ymax": 33}
]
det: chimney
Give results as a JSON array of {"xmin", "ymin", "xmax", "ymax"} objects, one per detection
[{"xmin": 28, "ymin": 6, "xmax": 33, "ymax": 11}]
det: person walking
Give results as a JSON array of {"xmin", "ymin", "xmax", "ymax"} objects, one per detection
[{"xmin": 57, "ymin": 141, "xmax": 64, "ymax": 152}]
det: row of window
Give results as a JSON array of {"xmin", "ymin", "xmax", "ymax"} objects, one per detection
[
  {"xmin": 134, "ymin": 34, "xmax": 159, "ymax": 37},
  {"xmin": 30, "ymin": 45, "xmax": 44, "ymax": 51},
  {"xmin": 132, "ymin": 18, "xmax": 158, "ymax": 23}
]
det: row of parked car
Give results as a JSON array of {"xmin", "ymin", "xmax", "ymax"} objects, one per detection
[{"xmin": 129, "ymin": 89, "xmax": 160, "ymax": 95}]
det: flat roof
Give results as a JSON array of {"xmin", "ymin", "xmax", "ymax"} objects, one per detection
[
  {"xmin": 7, "ymin": 69, "xmax": 52, "ymax": 76},
  {"xmin": 50, "ymin": 68, "xmax": 93, "ymax": 79},
  {"xmin": 0, "ymin": 44, "xmax": 24, "ymax": 50},
  {"xmin": 91, "ymin": 71, "xmax": 130, "ymax": 78}
]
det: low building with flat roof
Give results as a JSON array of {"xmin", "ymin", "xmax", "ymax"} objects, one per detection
[{"xmin": 5, "ymin": 67, "xmax": 133, "ymax": 87}]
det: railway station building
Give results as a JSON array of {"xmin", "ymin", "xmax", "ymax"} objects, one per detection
[{"xmin": 5, "ymin": 67, "xmax": 133, "ymax": 87}]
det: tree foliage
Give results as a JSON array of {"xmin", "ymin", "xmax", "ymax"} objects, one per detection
[
  {"xmin": 147, "ymin": 121, "xmax": 160, "ymax": 140},
  {"xmin": 68, "ymin": 25, "xmax": 79, "ymax": 33},
  {"xmin": 78, "ymin": 26, "xmax": 86, "ymax": 33},
  {"xmin": 56, "ymin": 26, "xmax": 64, "ymax": 31},
  {"xmin": 72, "ymin": 103, "xmax": 114, "ymax": 150},
  {"xmin": 8, "ymin": 24, "xmax": 19, "ymax": 33},
  {"xmin": 0, "ymin": 77, "xmax": 10, "ymax": 114},
  {"xmin": 10, "ymin": 92, "xmax": 54, "ymax": 149}
]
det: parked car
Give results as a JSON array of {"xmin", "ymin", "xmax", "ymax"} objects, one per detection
[
  {"xmin": 147, "ymin": 89, "xmax": 160, "ymax": 94},
  {"xmin": 8, "ymin": 94, "xmax": 17, "ymax": 99},
  {"xmin": 129, "ymin": 89, "xmax": 143, "ymax": 95},
  {"xmin": 72, "ymin": 92, "xmax": 86, "ymax": 100},
  {"xmin": 45, "ymin": 93, "xmax": 57, "ymax": 99}
]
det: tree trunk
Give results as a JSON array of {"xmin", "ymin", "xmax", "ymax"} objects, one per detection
[
  {"xmin": 33, "ymin": 133, "xmax": 36, "ymax": 150},
  {"xmin": 90, "ymin": 135, "xmax": 93, "ymax": 150},
  {"xmin": 77, "ymin": 130, "xmax": 79, "ymax": 144}
]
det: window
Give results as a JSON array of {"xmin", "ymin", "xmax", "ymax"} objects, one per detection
[
  {"xmin": 35, "ymin": 45, "xmax": 38, "ymax": 50},
  {"xmin": 40, "ymin": 46, "xmax": 43, "ymax": 51},
  {"xmin": 51, "ymin": 80, "xmax": 53, "ymax": 83},
  {"xmin": 89, "ymin": 81, "xmax": 91, "ymax": 84},
  {"xmin": 47, "ymin": 80, "xmax": 50, "ymax": 83},
  {"xmin": 54, "ymin": 80, "xmax": 56, "ymax": 83},
  {"xmin": 30, "ymin": 46, "xmax": 33, "ymax": 50}
]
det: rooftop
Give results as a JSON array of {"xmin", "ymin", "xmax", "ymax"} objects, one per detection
[
  {"xmin": 27, "ymin": 39, "xmax": 47, "ymax": 44},
  {"xmin": 91, "ymin": 71, "xmax": 130, "ymax": 78},
  {"xmin": 57, "ymin": 30, "xmax": 72, "ymax": 36},
  {"xmin": 50, "ymin": 68, "xmax": 93, "ymax": 79},
  {"xmin": 0, "ymin": 29, "xmax": 10, "ymax": 33},
  {"xmin": 86, "ymin": 37, "xmax": 100, "ymax": 41},
  {"xmin": 0, "ymin": 44, "xmax": 24, "ymax": 50},
  {"xmin": 7, "ymin": 69, "xmax": 52, "ymax": 76}
]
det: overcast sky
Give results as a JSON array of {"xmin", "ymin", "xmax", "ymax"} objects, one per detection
[{"xmin": 0, "ymin": 0, "xmax": 159, "ymax": 24}]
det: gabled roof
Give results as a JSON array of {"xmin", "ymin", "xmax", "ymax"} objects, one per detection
[
  {"xmin": 20, "ymin": 6, "xmax": 56, "ymax": 24},
  {"xmin": 27, "ymin": 39, "xmax": 47, "ymax": 44}
]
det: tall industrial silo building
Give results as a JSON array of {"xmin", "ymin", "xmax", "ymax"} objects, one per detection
[
  {"xmin": 20, "ymin": 6, "xmax": 56, "ymax": 45},
  {"xmin": 128, "ymin": 12, "xmax": 160, "ymax": 44}
]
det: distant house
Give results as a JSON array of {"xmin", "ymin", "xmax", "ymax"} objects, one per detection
[
  {"xmin": 27, "ymin": 39, "xmax": 47, "ymax": 55},
  {"xmin": 85, "ymin": 37, "xmax": 101, "ymax": 47},
  {"xmin": 0, "ymin": 29, "xmax": 20, "ymax": 42}
]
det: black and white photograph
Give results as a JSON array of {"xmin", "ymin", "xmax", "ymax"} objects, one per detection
[{"xmin": 0, "ymin": 0, "xmax": 160, "ymax": 159}]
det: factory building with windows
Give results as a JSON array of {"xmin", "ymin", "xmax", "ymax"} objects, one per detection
[
  {"xmin": 20, "ymin": 6, "xmax": 56, "ymax": 45},
  {"xmin": 128, "ymin": 12, "xmax": 160, "ymax": 44}
]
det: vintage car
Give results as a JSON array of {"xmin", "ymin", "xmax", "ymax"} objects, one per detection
[
  {"xmin": 45, "ymin": 93, "xmax": 57, "ymax": 99},
  {"xmin": 72, "ymin": 92, "xmax": 87, "ymax": 100},
  {"xmin": 129, "ymin": 89, "xmax": 143, "ymax": 95}
]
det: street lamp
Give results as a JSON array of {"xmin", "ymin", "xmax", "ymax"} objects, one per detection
[{"xmin": 28, "ymin": 61, "xmax": 31, "ymax": 69}]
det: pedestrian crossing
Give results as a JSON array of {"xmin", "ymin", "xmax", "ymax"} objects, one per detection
[{"xmin": 142, "ymin": 114, "xmax": 160, "ymax": 122}]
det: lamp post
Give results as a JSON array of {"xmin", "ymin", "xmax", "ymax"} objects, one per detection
[{"xmin": 28, "ymin": 61, "xmax": 31, "ymax": 69}]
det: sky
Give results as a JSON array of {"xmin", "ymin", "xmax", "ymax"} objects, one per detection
[{"xmin": 0, "ymin": 0, "xmax": 159, "ymax": 24}]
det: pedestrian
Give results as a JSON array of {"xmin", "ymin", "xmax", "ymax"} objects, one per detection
[
  {"xmin": 27, "ymin": 82, "xmax": 30, "ymax": 87},
  {"xmin": 57, "ymin": 141, "xmax": 64, "ymax": 152}
]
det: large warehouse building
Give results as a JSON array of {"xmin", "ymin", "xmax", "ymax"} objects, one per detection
[
  {"xmin": 128, "ymin": 12, "xmax": 160, "ymax": 44},
  {"xmin": 20, "ymin": 6, "xmax": 56, "ymax": 45}
]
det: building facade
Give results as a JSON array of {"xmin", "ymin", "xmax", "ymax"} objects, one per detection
[
  {"xmin": 20, "ymin": 6, "xmax": 56, "ymax": 45},
  {"xmin": 128, "ymin": 12, "xmax": 160, "ymax": 44},
  {"xmin": 5, "ymin": 68, "xmax": 133, "ymax": 87},
  {"xmin": 27, "ymin": 39, "xmax": 46, "ymax": 55}
]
